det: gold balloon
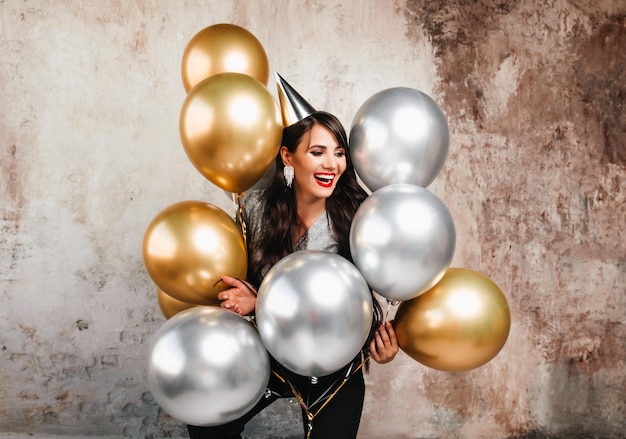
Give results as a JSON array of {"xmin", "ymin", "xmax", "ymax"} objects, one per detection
[
  {"xmin": 181, "ymin": 23, "xmax": 269, "ymax": 93},
  {"xmin": 180, "ymin": 72, "xmax": 283, "ymax": 193},
  {"xmin": 143, "ymin": 201, "xmax": 247, "ymax": 305},
  {"xmin": 156, "ymin": 287, "xmax": 201, "ymax": 319},
  {"xmin": 394, "ymin": 268, "xmax": 511, "ymax": 372}
]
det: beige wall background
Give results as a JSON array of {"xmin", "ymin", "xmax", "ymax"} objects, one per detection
[{"xmin": 1, "ymin": 0, "xmax": 624, "ymax": 438}]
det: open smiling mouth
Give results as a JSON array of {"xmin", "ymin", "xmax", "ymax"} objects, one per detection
[{"xmin": 314, "ymin": 173, "xmax": 335, "ymax": 187}]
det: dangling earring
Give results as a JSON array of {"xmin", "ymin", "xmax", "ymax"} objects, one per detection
[{"xmin": 284, "ymin": 165, "xmax": 294, "ymax": 187}]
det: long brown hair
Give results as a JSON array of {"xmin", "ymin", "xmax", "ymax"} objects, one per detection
[{"xmin": 249, "ymin": 111, "xmax": 384, "ymax": 335}]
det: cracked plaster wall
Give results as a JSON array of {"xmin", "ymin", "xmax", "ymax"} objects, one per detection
[{"xmin": 0, "ymin": 1, "xmax": 624, "ymax": 438}]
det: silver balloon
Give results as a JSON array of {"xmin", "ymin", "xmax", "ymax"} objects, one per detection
[
  {"xmin": 350, "ymin": 184, "xmax": 455, "ymax": 301},
  {"xmin": 256, "ymin": 250, "xmax": 373, "ymax": 377},
  {"xmin": 148, "ymin": 306, "xmax": 270, "ymax": 426},
  {"xmin": 349, "ymin": 87, "xmax": 449, "ymax": 191}
]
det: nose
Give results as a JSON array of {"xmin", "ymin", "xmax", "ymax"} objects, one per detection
[{"xmin": 323, "ymin": 153, "xmax": 338, "ymax": 170}]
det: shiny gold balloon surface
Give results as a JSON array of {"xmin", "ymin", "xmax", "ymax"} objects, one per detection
[
  {"xmin": 394, "ymin": 268, "xmax": 511, "ymax": 371},
  {"xmin": 143, "ymin": 201, "xmax": 247, "ymax": 305},
  {"xmin": 180, "ymin": 72, "xmax": 283, "ymax": 193},
  {"xmin": 156, "ymin": 288, "xmax": 201, "ymax": 320},
  {"xmin": 181, "ymin": 23, "xmax": 269, "ymax": 93}
]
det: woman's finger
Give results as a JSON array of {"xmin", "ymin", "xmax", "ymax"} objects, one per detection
[
  {"xmin": 241, "ymin": 279, "xmax": 256, "ymax": 291},
  {"xmin": 221, "ymin": 276, "xmax": 257, "ymax": 296},
  {"xmin": 372, "ymin": 331, "xmax": 385, "ymax": 357},
  {"xmin": 369, "ymin": 338, "xmax": 380, "ymax": 360},
  {"xmin": 385, "ymin": 321, "xmax": 398, "ymax": 347},
  {"xmin": 221, "ymin": 275, "xmax": 244, "ymax": 288},
  {"xmin": 377, "ymin": 325, "xmax": 391, "ymax": 346}
]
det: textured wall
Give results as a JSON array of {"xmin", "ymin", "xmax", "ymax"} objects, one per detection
[{"xmin": 0, "ymin": 1, "xmax": 624, "ymax": 438}]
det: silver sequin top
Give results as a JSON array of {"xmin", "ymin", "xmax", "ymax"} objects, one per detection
[{"xmin": 242, "ymin": 190, "xmax": 338, "ymax": 283}]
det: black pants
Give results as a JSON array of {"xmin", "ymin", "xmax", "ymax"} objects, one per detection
[{"xmin": 187, "ymin": 361, "xmax": 365, "ymax": 439}]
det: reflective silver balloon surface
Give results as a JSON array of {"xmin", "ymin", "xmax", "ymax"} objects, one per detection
[
  {"xmin": 350, "ymin": 87, "xmax": 449, "ymax": 191},
  {"xmin": 256, "ymin": 250, "xmax": 373, "ymax": 377},
  {"xmin": 148, "ymin": 306, "xmax": 270, "ymax": 426},
  {"xmin": 350, "ymin": 183, "xmax": 456, "ymax": 301}
]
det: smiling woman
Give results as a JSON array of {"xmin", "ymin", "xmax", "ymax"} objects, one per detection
[
  {"xmin": 186, "ymin": 107, "xmax": 399, "ymax": 438},
  {"xmin": 280, "ymin": 117, "xmax": 347, "ymax": 225}
]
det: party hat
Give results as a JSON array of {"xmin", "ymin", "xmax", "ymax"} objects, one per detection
[{"xmin": 275, "ymin": 72, "xmax": 316, "ymax": 127}]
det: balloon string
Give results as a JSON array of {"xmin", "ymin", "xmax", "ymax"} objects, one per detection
[
  {"xmin": 270, "ymin": 369, "xmax": 310, "ymax": 417},
  {"xmin": 232, "ymin": 192, "xmax": 247, "ymax": 245},
  {"xmin": 271, "ymin": 355, "xmax": 370, "ymax": 435},
  {"xmin": 248, "ymin": 292, "xmax": 373, "ymax": 433},
  {"xmin": 310, "ymin": 357, "xmax": 368, "ymax": 413},
  {"xmin": 306, "ymin": 412, "xmax": 313, "ymax": 438},
  {"xmin": 385, "ymin": 298, "xmax": 400, "ymax": 321},
  {"xmin": 251, "ymin": 317, "xmax": 371, "ymax": 425}
]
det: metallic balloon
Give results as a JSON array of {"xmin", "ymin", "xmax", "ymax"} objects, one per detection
[
  {"xmin": 223, "ymin": 161, "xmax": 276, "ymax": 199},
  {"xmin": 148, "ymin": 307, "xmax": 270, "ymax": 426},
  {"xmin": 349, "ymin": 87, "xmax": 449, "ymax": 191},
  {"xmin": 394, "ymin": 268, "xmax": 511, "ymax": 371},
  {"xmin": 156, "ymin": 287, "xmax": 197, "ymax": 319},
  {"xmin": 181, "ymin": 23, "xmax": 270, "ymax": 93},
  {"xmin": 248, "ymin": 160, "xmax": 276, "ymax": 191},
  {"xmin": 143, "ymin": 201, "xmax": 247, "ymax": 305},
  {"xmin": 180, "ymin": 72, "xmax": 283, "ymax": 193},
  {"xmin": 256, "ymin": 251, "xmax": 373, "ymax": 377},
  {"xmin": 350, "ymin": 184, "xmax": 455, "ymax": 301}
]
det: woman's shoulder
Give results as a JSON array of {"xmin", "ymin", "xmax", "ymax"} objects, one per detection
[
  {"xmin": 241, "ymin": 189, "xmax": 267, "ymax": 211},
  {"xmin": 241, "ymin": 189, "xmax": 268, "ymax": 225}
]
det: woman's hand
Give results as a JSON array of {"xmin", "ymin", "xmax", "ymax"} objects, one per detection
[
  {"xmin": 369, "ymin": 321, "xmax": 399, "ymax": 364},
  {"xmin": 217, "ymin": 275, "xmax": 258, "ymax": 316}
]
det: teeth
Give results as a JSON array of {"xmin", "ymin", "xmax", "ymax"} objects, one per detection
[{"xmin": 315, "ymin": 174, "xmax": 333, "ymax": 182}]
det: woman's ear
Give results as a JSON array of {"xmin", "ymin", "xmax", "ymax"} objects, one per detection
[{"xmin": 280, "ymin": 146, "xmax": 291, "ymax": 166}]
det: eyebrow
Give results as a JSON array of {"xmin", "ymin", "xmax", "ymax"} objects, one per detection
[{"xmin": 308, "ymin": 144, "xmax": 343, "ymax": 150}]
